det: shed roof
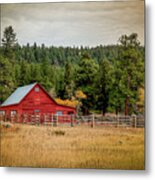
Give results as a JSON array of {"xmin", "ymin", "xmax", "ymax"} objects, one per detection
[{"xmin": 1, "ymin": 83, "xmax": 37, "ymax": 107}]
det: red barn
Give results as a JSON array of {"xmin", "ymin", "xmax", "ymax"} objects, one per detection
[{"xmin": 0, "ymin": 83, "xmax": 76, "ymax": 123}]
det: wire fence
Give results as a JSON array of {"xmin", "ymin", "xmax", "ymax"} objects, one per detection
[{"xmin": 0, "ymin": 113, "xmax": 144, "ymax": 128}]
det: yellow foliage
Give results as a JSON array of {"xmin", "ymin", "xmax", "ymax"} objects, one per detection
[
  {"xmin": 75, "ymin": 90, "xmax": 87, "ymax": 99},
  {"xmin": 137, "ymin": 87, "xmax": 144, "ymax": 113},
  {"xmin": 137, "ymin": 87, "xmax": 144, "ymax": 106},
  {"xmin": 55, "ymin": 90, "xmax": 86, "ymax": 109},
  {"xmin": 55, "ymin": 98, "xmax": 79, "ymax": 108}
]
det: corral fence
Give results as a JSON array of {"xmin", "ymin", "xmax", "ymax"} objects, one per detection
[
  {"xmin": 76, "ymin": 114, "xmax": 144, "ymax": 128},
  {"xmin": 0, "ymin": 113, "xmax": 144, "ymax": 128}
]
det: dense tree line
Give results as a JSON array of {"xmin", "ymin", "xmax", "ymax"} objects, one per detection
[{"xmin": 0, "ymin": 26, "xmax": 144, "ymax": 115}]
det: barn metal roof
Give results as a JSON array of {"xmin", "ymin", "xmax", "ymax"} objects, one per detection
[{"xmin": 1, "ymin": 83, "xmax": 37, "ymax": 107}]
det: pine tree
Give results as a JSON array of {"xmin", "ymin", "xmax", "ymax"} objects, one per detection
[
  {"xmin": 118, "ymin": 33, "xmax": 144, "ymax": 115},
  {"xmin": 63, "ymin": 59, "xmax": 75, "ymax": 99},
  {"xmin": 76, "ymin": 53, "xmax": 99, "ymax": 113},
  {"xmin": 19, "ymin": 60, "xmax": 31, "ymax": 85},
  {"xmin": 97, "ymin": 59, "xmax": 113, "ymax": 115},
  {"xmin": 0, "ymin": 55, "xmax": 15, "ymax": 103},
  {"xmin": 2, "ymin": 26, "xmax": 17, "ymax": 59}
]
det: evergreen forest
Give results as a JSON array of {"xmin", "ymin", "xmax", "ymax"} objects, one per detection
[{"xmin": 0, "ymin": 26, "xmax": 144, "ymax": 115}]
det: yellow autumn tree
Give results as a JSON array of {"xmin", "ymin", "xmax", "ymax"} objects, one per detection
[
  {"xmin": 75, "ymin": 90, "xmax": 87, "ymax": 115},
  {"xmin": 55, "ymin": 98, "xmax": 79, "ymax": 108},
  {"xmin": 137, "ymin": 87, "xmax": 144, "ymax": 113},
  {"xmin": 55, "ymin": 90, "xmax": 87, "ymax": 114},
  {"xmin": 75, "ymin": 90, "xmax": 87, "ymax": 99}
]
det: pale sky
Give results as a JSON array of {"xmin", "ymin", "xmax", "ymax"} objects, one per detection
[{"xmin": 0, "ymin": 0, "xmax": 144, "ymax": 47}]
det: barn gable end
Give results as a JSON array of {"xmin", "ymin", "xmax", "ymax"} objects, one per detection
[{"xmin": 20, "ymin": 84, "xmax": 57, "ymax": 114}]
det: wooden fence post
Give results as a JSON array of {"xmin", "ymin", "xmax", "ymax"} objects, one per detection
[
  {"xmin": 22, "ymin": 114, "xmax": 24, "ymax": 124},
  {"xmin": 91, "ymin": 114, "xmax": 95, "ymax": 128},
  {"xmin": 37, "ymin": 114, "xmax": 40, "ymax": 126},
  {"xmin": 17, "ymin": 114, "xmax": 20, "ymax": 123},
  {"xmin": 133, "ymin": 115, "xmax": 137, "ymax": 128},
  {"xmin": 51, "ymin": 114, "xmax": 53, "ymax": 127},
  {"xmin": 56, "ymin": 114, "xmax": 58, "ymax": 127},
  {"xmin": 15, "ymin": 114, "xmax": 18, "ymax": 123},
  {"xmin": 70, "ymin": 115, "xmax": 73, "ymax": 127},
  {"xmin": 44, "ymin": 114, "xmax": 46, "ymax": 126},
  {"xmin": 10, "ymin": 115, "xmax": 12, "ymax": 123},
  {"xmin": 4, "ymin": 114, "xmax": 6, "ymax": 122},
  {"xmin": 117, "ymin": 114, "xmax": 119, "ymax": 128}
]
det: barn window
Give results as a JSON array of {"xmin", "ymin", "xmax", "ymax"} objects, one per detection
[
  {"xmin": 35, "ymin": 87, "xmax": 39, "ymax": 92},
  {"xmin": 56, "ymin": 111, "xmax": 63, "ymax": 116},
  {"xmin": 34, "ymin": 109, "xmax": 40, "ymax": 113},
  {"xmin": 0, "ymin": 110, "xmax": 5, "ymax": 115},
  {"xmin": 10, "ymin": 110, "xmax": 17, "ymax": 115}
]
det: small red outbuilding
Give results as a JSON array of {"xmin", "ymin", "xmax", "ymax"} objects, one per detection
[{"xmin": 0, "ymin": 83, "xmax": 76, "ymax": 123}]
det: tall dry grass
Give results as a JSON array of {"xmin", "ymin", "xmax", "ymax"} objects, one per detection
[{"xmin": 0, "ymin": 124, "xmax": 144, "ymax": 169}]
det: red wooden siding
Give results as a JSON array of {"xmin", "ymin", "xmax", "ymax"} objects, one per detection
[{"xmin": 0, "ymin": 83, "xmax": 76, "ymax": 123}]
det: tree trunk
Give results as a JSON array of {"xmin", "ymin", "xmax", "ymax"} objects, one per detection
[
  {"xmin": 125, "ymin": 75, "xmax": 131, "ymax": 116},
  {"xmin": 102, "ymin": 109, "xmax": 106, "ymax": 116},
  {"xmin": 102, "ymin": 103, "xmax": 106, "ymax": 116},
  {"xmin": 115, "ymin": 108, "xmax": 118, "ymax": 115},
  {"xmin": 125, "ymin": 96, "xmax": 129, "ymax": 115}
]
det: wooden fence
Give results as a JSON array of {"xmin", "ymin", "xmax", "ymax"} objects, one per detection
[
  {"xmin": 0, "ymin": 113, "xmax": 144, "ymax": 128},
  {"xmin": 76, "ymin": 114, "xmax": 144, "ymax": 128}
]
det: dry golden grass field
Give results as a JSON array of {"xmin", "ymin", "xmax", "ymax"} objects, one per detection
[{"xmin": 0, "ymin": 124, "xmax": 144, "ymax": 169}]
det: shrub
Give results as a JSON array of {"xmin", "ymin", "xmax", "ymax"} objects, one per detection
[
  {"xmin": 5, "ymin": 124, "xmax": 12, "ymax": 128},
  {"xmin": 54, "ymin": 130, "xmax": 65, "ymax": 136}
]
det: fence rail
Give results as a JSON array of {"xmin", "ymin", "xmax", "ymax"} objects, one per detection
[{"xmin": 0, "ymin": 113, "xmax": 144, "ymax": 128}]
